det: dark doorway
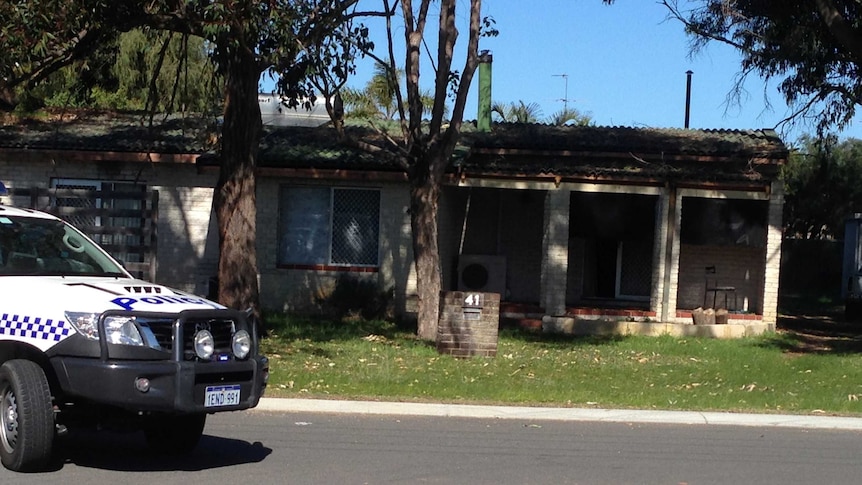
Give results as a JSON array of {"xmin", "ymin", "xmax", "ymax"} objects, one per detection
[
  {"xmin": 595, "ymin": 239, "xmax": 618, "ymax": 298},
  {"xmin": 570, "ymin": 192, "xmax": 657, "ymax": 302}
]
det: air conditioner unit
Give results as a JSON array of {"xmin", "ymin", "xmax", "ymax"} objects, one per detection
[{"xmin": 457, "ymin": 255, "xmax": 507, "ymax": 295}]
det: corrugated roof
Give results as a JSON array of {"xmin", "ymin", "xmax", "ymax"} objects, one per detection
[
  {"xmin": 455, "ymin": 123, "xmax": 787, "ymax": 183},
  {"xmin": 463, "ymin": 123, "xmax": 786, "ymax": 158},
  {"xmin": 0, "ymin": 112, "xmax": 215, "ymax": 154},
  {"xmin": 256, "ymin": 125, "xmax": 401, "ymax": 171},
  {"xmin": 0, "ymin": 114, "xmax": 787, "ymax": 182}
]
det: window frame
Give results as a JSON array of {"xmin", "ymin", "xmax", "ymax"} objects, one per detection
[{"xmin": 277, "ymin": 185, "xmax": 382, "ymax": 271}]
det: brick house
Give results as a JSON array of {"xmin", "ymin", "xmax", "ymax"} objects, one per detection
[
  {"xmin": 0, "ymin": 112, "xmax": 788, "ymax": 336},
  {"xmin": 447, "ymin": 124, "xmax": 786, "ymax": 336}
]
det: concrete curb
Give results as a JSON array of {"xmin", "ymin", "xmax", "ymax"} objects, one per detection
[{"xmin": 252, "ymin": 398, "xmax": 862, "ymax": 430}]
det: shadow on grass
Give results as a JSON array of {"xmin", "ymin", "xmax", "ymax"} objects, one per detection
[
  {"xmin": 265, "ymin": 313, "xmax": 628, "ymax": 350},
  {"xmin": 498, "ymin": 326, "xmax": 626, "ymax": 347},
  {"xmin": 758, "ymin": 328, "xmax": 862, "ymax": 355},
  {"xmin": 778, "ymin": 293, "xmax": 845, "ymax": 319},
  {"xmin": 763, "ymin": 294, "xmax": 862, "ymax": 355},
  {"xmin": 267, "ymin": 302, "xmax": 862, "ymax": 357},
  {"xmin": 768, "ymin": 317, "xmax": 862, "ymax": 355},
  {"xmin": 264, "ymin": 313, "xmax": 408, "ymax": 342}
]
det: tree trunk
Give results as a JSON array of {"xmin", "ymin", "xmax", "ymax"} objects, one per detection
[
  {"xmin": 410, "ymin": 165, "xmax": 443, "ymax": 341},
  {"xmin": 214, "ymin": 48, "xmax": 262, "ymax": 321},
  {"xmin": 0, "ymin": 87, "xmax": 15, "ymax": 110}
]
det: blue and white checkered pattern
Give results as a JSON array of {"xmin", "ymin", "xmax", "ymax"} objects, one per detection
[{"xmin": 0, "ymin": 313, "xmax": 71, "ymax": 342}]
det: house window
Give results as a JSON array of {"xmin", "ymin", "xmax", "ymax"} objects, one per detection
[{"xmin": 278, "ymin": 186, "xmax": 381, "ymax": 267}]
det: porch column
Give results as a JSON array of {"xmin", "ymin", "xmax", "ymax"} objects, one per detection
[
  {"xmin": 654, "ymin": 187, "xmax": 682, "ymax": 322},
  {"xmin": 761, "ymin": 180, "xmax": 785, "ymax": 327},
  {"xmin": 540, "ymin": 189, "xmax": 570, "ymax": 315}
]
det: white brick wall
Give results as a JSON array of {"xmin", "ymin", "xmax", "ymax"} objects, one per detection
[
  {"xmin": 650, "ymin": 190, "xmax": 672, "ymax": 319},
  {"xmin": 1, "ymin": 151, "xmax": 786, "ymax": 324},
  {"xmin": 761, "ymin": 181, "xmax": 785, "ymax": 325},
  {"xmin": 677, "ymin": 244, "xmax": 765, "ymax": 312},
  {"xmin": 256, "ymin": 178, "xmax": 414, "ymax": 314},
  {"xmin": 541, "ymin": 189, "xmax": 570, "ymax": 315},
  {"xmin": 152, "ymin": 181, "xmax": 219, "ymax": 295},
  {"xmin": 0, "ymin": 156, "xmax": 219, "ymax": 295}
]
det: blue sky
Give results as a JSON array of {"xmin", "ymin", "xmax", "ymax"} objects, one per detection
[{"xmin": 270, "ymin": 1, "xmax": 861, "ymax": 144}]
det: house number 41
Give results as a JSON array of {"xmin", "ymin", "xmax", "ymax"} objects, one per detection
[{"xmin": 463, "ymin": 293, "xmax": 483, "ymax": 308}]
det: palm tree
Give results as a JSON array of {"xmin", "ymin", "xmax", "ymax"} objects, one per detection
[
  {"xmin": 342, "ymin": 62, "xmax": 438, "ymax": 120},
  {"xmin": 549, "ymin": 107, "xmax": 593, "ymax": 126},
  {"xmin": 492, "ymin": 100, "xmax": 594, "ymax": 126},
  {"xmin": 491, "ymin": 100, "xmax": 542, "ymax": 123}
]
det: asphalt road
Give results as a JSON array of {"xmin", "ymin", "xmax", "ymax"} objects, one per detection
[{"xmin": 3, "ymin": 400, "xmax": 862, "ymax": 484}]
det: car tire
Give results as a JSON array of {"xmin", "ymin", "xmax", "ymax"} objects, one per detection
[
  {"xmin": 0, "ymin": 360, "xmax": 55, "ymax": 472},
  {"xmin": 144, "ymin": 413, "xmax": 206, "ymax": 455}
]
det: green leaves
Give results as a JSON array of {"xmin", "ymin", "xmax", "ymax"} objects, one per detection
[
  {"xmin": 2, "ymin": 0, "xmax": 366, "ymax": 112},
  {"xmin": 660, "ymin": 0, "xmax": 862, "ymax": 133},
  {"xmin": 480, "ymin": 15, "xmax": 498, "ymax": 38},
  {"xmin": 782, "ymin": 135, "xmax": 862, "ymax": 239}
]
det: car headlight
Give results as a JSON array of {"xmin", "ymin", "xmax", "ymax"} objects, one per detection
[
  {"xmin": 194, "ymin": 329, "xmax": 215, "ymax": 359},
  {"xmin": 65, "ymin": 312, "xmax": 99, "ymax": 339},
  {"xmin": 65, "ymin": 312, "xmax": 144, "ymax": 346},
  {"xmin": 232, "ymin": 330, "xmax": 251, "ymax": 359}
]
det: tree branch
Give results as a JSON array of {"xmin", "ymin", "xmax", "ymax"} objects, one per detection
[
  {"xmin": 445, "ymin": 0, "xmax": 482, "ymax": 140},
  {"xmin": 814, "ymin": 0, "xmax": 862, "ymax": 66},
  {"xmin": 381, "ymin": 0, "xmax": 409, "ymax": 141},
  {"xmin": 660, "ymin": 0, "xmax": 746, "ymax": 52},
  {"xmin": 429, "ymin": 0, "xmax": 456, "ymax": 136}
]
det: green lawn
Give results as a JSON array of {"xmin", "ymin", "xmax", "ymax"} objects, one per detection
[{"xmin": 259, "ymin": 313, "xmax": 862, "ymax": 416}]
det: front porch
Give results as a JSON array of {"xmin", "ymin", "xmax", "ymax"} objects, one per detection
[
  {"xmin": 499, "ymin": 302, "xmax": 770, "ymax": 338},
  {"xmin": 431, "ymin": 125, "xmax": 788, "ymax": 338},
  {"xmin": 439, "ymin": 181, "xmax": 782, "ymax": 337}
]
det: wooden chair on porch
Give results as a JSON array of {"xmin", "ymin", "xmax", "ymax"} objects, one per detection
[{"xmin": 704, "ymin": 265, "xmax": 737, "ymax": 310}]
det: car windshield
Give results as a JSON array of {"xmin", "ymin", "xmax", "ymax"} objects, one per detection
[{"xmin": 0, "ymin": 215, "xmax": 127, "ymax": 277}]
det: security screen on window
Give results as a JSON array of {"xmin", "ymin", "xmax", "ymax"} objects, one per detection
[
  {"xmin": 50, "ymin": 178, "xmax": 147, "ymax": 272},
  {"xmin": 278, "ymin": 187, "xmax": 380, "ymax": 266}
]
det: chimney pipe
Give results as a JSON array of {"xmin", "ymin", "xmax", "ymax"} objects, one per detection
[
  {"xmin": 478, "ymin": 50, "xmax": 493, "ymax": 132},
  {"xmin": 684, "ymin": 70, "xmax": 693, "ymax": 129}
]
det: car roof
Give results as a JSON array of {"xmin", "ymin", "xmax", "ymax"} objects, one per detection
[{"xmin": 0, "ymin": 204, "xmax": 61, "ymax": 221}]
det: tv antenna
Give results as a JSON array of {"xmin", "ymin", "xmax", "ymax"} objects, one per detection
[{"xmin": 552, "ymin": 74, "xmax": 569, "ymax": 111}]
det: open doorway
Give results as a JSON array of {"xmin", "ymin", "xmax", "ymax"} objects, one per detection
[{"xmin": 570, "ymin": 192, "xmax": 656, "ymax": 303}]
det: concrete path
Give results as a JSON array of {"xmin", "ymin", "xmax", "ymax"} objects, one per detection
[{"xmin": 254, "ymin": 398, "xmax": 862, "ymax": 430}]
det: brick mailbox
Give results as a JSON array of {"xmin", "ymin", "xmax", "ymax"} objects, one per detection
[{"xmin": 437, "ymin": 291, "xmax": 500, "ymax": 358}]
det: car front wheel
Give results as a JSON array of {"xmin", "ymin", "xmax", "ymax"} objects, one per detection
[{"xmin": 0, "ymin": 360, "xmax": 54, "ymax": 472}]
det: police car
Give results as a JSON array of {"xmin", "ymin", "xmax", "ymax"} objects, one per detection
[{"xmin": 0, "ymin": 199, "xmax": 268, "ymax": 472}]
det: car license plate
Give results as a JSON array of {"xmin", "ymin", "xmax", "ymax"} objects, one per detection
[{"xmin": 205, "ymin": 385, "xmax": 241, "ymax": 407}]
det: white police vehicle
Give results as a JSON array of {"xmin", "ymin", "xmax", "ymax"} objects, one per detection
[{"xmin": 0, "ymin": 200, "xmax": 268, "ymax": 472}]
